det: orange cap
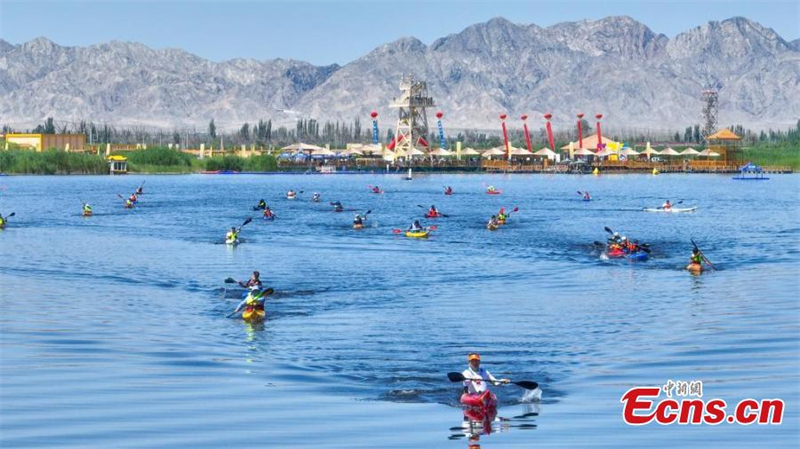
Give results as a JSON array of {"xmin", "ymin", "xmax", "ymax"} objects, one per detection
[{"xmin": 468, "ymin": 353, "xmax": 481, "ymax": 361}]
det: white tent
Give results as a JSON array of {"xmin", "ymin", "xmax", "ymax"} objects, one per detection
[
  {"xmin": 461, "ymin": 147, "xmax": 480, "ymax": 156},
  {"xmin": 659, "ymin": 147, "xmax": 680, "ymax": 156},
  {"xmin": 481, "ymin": 148, "xmax": 506, "ymax": 158},
  {"xmin": 407, "ymin": 147, "xmax": 426, "ymax": 156},
  {"xmin": 340, "ymin": 148, "xmax": 363, "ymax": 156},
  {"xmin": 429, "ymin": 148, "xmax": 454, "ymax": 157},
  {"xmin": 282, "ymin": 142, "xmax": 325, "ymax": 153},
  {"xmin": 509, "ymin": 147, "xmax": 534, "ymax": 156},
  {"xmin": 534, "ymin": 148, "xmax": 557, "ymax": 157},
  {"xmin": 572, "ymin": 148, "xmax": 596, "ymax": 156},
  {"xmin": 311, "ymin": 148, "xmax": 336, "ymax": 157},
  {"xmin": 679, "ymin": 147, "xmax": 700, "ymax": 156},
  {"xmin": 620, "ymin": 148, "xmax": 640, "ymax": 156},
  {"xmin": 697, "ymin": 149, "xmax": 721, "ymax": 157}
]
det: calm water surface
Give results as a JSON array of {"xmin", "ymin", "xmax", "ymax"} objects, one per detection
[{"xmin": 1, "ymin": 173, "xmax": 799, "ymax": 448}]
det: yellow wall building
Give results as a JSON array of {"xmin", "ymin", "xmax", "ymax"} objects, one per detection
[{"xmin": 4, "ymin": 134, "xmax": 86, "ymax": 151}]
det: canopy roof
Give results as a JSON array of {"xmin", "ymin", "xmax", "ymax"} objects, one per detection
[
  {"xmin": 481, "ymin": 148, "xmax": 506, "ymax": 157},
  {"xmin": 509, "ymin": 147, "xmax": 534, "ymax": 156},
  {"xmin": 460, "ymin": 147, "xmax": 480, "ymax": 155},
  {"xmin": 620, "ymin": 148, "xmax": 640, "ymax": 156},
  {"xmin": 659, "ymin": 147, "xmax": 680, "ymax": 156},
  {"xmin": 572, "ymin": 148, "xmax": 596, "ymax": 156},
  {"xmin": 679, "ymin": 147, "xmax": 699, "ymax": 156},
  {"xmin": 281, "ymin": 142, "xmax": 326, "ymax": 152},
  {"xmin": 560, "ymin": 133, "xmax": 621, "ymax": 151},
  {"xmin": 697, "ymin": 149, "xmax": 721, "ymax": 157},
  {"xmin": 429, "ymin": 148, "xmax": 454, "ymax": 157},
  {"xmin": 533, "ymin": 148, "xmax": 557, "ymax": 157},
  {"xmin": 706, "ymin": 128, "xmax": 741, "ymax": 141}
]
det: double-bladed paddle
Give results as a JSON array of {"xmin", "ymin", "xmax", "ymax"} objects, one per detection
[
  {"xmin": 447, "ymin": 372, "xmax": 539, "ymax": 390},
  {"xmin": 226, "ymin": 288, "xmax": 275, "ymax": 318},
  {"xmin": 691, "ymin": 238, "xmax": 717, "ymax": 271}
]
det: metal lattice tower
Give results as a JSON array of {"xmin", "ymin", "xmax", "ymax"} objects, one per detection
[
  {"xmin": 701, "ymin": 88, "xmax": 718, "ymax": 141},
  {"xmin": 390, "ymin": 74, "xmax": 434, "ymax": 153}
]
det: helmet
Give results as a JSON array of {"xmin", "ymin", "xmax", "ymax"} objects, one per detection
[
  {"xmin": 614, "ymin": 232, "xmax": 620, "ymax": 237},
  {"xmin": 253, "ymin": 271, "xmax": 260, "ymax": 277},
  {"xmin": 621, "ymin": 236, "xmax": 627, "ymax": 241}
]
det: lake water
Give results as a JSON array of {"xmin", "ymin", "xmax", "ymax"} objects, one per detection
[{"xmin": 1, "ymin": 173, "xmax": 799, "ymax": 448}]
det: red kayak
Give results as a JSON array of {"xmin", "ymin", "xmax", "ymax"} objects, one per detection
[
  {"xmin": 425, "ymin": 212, "xmax": 442, "ymax": 218},
  {"xmin": 486, "ymin": 190, "xmax": 502, "ymax": 195},
  {"xmin": 460, "ymin": 390, "xmax": 497, "ymax": 410}
]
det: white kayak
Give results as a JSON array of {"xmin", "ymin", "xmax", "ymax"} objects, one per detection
[
  {"xmin": 226, "ymin": 238, "xmax": 239, "ymax": 246},
  {"xmin": 643, "ymin": 207, "xmax": 697, "ymax": 213}
]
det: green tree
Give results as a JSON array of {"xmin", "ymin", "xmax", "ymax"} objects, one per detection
[{"xmin": 208, "ymin": 119, "xmax": 217, "ymax": 139}]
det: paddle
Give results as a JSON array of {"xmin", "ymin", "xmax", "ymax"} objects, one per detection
[
  {"xmin": 226, "ymin": 288, "xmax": 275, "ymax": 318},
  {"xmin": 417, "ymin": 205, "xmax": 449, "ymax": 217},
  {"xmin": 1, "ymin": 212, "xmax": 15, "ymax": 220},
  {"xmin": 691, "ymin": 238, "xmax": 717, "ymax": 271},
  {"xmin": 392, "ymin": 225, "xmax": 438, "ymax": 234},
  {"xmin": 137, "ymin": 180, "xmax": 145, "ymax": 193},
  {"xmin": 238, "ymin": 217, "xmax": 253, "ymax": 231},
  {"xmin": 447, "ymin": 372, "xmax": 539, "ymax": 390}
]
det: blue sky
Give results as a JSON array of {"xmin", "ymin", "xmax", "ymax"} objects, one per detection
[{"xmin": 1, "ymin": 1, "xmax": 798, "ymax": 65}]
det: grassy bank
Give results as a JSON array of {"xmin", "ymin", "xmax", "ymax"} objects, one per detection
[
  {"xmin": 203, "ymin": 154, "xmax": 278, "ymax": 172},
  {"xmin": 742, "ymin": 143, "xmax": 800, "ymax": 170},
  {"xmin": 0, "ymin": 149, "xmax": 108, "ymax": 174}
]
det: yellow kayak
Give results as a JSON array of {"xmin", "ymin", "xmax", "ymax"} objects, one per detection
[
  {"xmin": 686, "ymin": 263, "xmax": 704, "ymax": 274},
  {"xmin": 242, "ymin": 307, "xmax": 265, "ymax": 322},
  {"xmin": 487, "ymin": 223, "xmax": 499, "ymax": 231},
  {"xmin": 405, "ymin": 230, "xmax": 430, "ymax": 239},
  {"xmin": 353, "ymin": 223, "xmax": 364, "ymax": 230}
]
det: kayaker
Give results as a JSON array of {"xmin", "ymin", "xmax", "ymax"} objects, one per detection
[
  {"xmin": 662, "ymin": 200, "xmax": 672, "ymax": 211},
  {"xmin": 129, "ymin": 193, "xmax": 138, "ymax": 203},
  {"xmin": 608, "ymin": 232, "xmax": 622, "ymax": 244},
  {"xmin": 462, "ymin": 353, "xmax": 509, "ymax": 396},
  {"xmin": 226, "ymin": 226, "xmax": 238, "ymax": 243},
  {"xmin": 583, "ymin": 191, "xmax": 591, "ymax": 200},
  {"xmin": 428, "ymin": 205, "xmax": 439, "ymax": 217},
  {"xmin": 135, "ymin": 185, "xmax": 143, "ymax": 195},
  {"xmin": 408, "ymin": 220, "xmax": 423, "ymax": 232},
  {"xmin": 487, "ymin": 215, "xmax": 500, "ymax": 228},
  {"xmin": 82, "ymin": 203, "xmax": 93, "ymax": 215},
  {"xmin": 256, "ymin": 199, "xmax": 266, "ymax": 210},
  {"xmin": 487, "ymin": 185, "xmax": 496, "ymax": 193},
  {"xmin": 372, "ymin": 185, "xmax": 381, "ymax": 194},
  {"xmin": 263, "ymin": 207, "xmax": 274, "ymax": 219},
  {"xmin": 497, "ymin": 208, "xmax": 507, "ymax": 223},
  {"xmin": 238, "ymin": 271, "xmax": 263, "ymax": 290},
  {"xmin": 445, "ymin": 186, "xmax": 453, "ymax": 195},
  {"xmin": 232, "ymin": 287, "xmax": 265, "ymax": 317},
  {"xmin": 0, "ymin": 213, "xmax": 7, "ymax": 229},
  {"xmin": 353, "ymin": 214, "xmax": 365, "ymax": 227},
  {"xmin": 330, "ymin": 201, "xmax": 343, "ymax": 212},
  {"xmin": 287, "ymin": 190, "xmax": 296, "ymax": 199},
  {"xmin": 689, "ymin": 248, "xmax": 703, "ymax": 267},
  {"xmin": 124, "ymin": 198, "xmax": 134, "ymax": 209},
  {"xmin": 312, "ymin": 192, "xmax": 321, "ymax": 202}
]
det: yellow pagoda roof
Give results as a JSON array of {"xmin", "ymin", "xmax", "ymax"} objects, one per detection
[
  {"xmin": 107, "ymin": 155, "xmax": 128, "ymax": 161},
  {"xmin": 706, "ymin": 128, "xmax": 741, "ymax": 140}
]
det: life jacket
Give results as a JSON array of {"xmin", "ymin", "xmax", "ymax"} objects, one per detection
[
  {"xmin": 245, "ymin": 292, "xmax": 265, "ymax": 310},
  {"xmin": 691, "ymin": 253, "xmax": 702, "ymax": 264},
  {"xmin": 227, "ymin": 231, "xmax": 237, "ymax": 241},
  {"xmin": 263, "ymin": 209, "xmax": 272, "ymax": 217},
  {"xmin": 83, "ymin": 205, "xmax": 92, "ymax": 212},
  {"xmin": 626, "ymin": 242, "xmax": 637, "ymax": 252},
  {"xmin": 428, "ymin": 209, "xmax": 437, "ymax": 216}
]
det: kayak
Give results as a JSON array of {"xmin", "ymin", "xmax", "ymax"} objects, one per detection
[
  {"xmin": 607, "ymin": 249, "xmax": 649, "ymax": 261},
  {"xmin": 242, "ymin": 306, "xmax": 265, "ymax": 322},
  {"xmin": 334, "ymin": 208, "xmax": 343, "ymax": 213},
  {"xmin": 263, "ymin": 215, "xmax": 275, "ymax": 221},
  {"xmin": 445, "ymin": 191, "xmax": 453, "ymax": 196},
  {"xmin": 687, "ymin": 263, "xmax": 704, "ymax": 274},
  {"xmin": 582, "ymin": 198, "xmax": 592, "ymax": 202},
  {"xmin": 83, "ymin": 211, "xmax": 93, "ymax": 217},
  {"xmin": 124, "ymin": 204, "xmax": 134, "ymax": 209},
  {"xmin": 287, "ymin": 195, "xmax": 296, "ymax": 200},
  {"xmin": 461, "ymin": 391, "xmax": 497, "ymax": 410},
  {"xmin": 486, "ymin": 190, "xmax": 502, "ymax": 195},
  {"xmin": 643, "ymin": 207, "xmax": 697, "ymax": 213},
  {"xmin": 487, "ymin": 223, "xmax": 499, "ymax": 231},
  {"xmin": 425, "ymin": 212, "xmax": 442, "ymax": 218},
  {"xmin": 405, "ymin": 230, "xmax": 430, "ymax": 239},
  {"xmin": 353, "ymin": 223, "xmax": 364, "ymax": 229},
  {"xmin": 226, "ymin": 238, "xmax": 239, "ymax": 246}
]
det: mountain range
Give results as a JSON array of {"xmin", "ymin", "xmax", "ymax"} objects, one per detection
[{"xmin": 1, "ymin": 16, "xmax": 799, "ymax": 132}]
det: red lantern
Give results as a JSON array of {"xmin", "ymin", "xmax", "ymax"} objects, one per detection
[
  {"xmin": 595, "ymin": 114, "xmax": 603, "ymax": 120},
  {"xmin": 436, "ymin": 111, "xmax": 443, "ymax": 119},
  {"xmin": 370, "ymin": 111, "xmax": 378, "ymax": 119},
  {"xmin": 544, "ymin": 113, "xmax": 552, "ymax": 120},
  {"xmin": 520, "ymin": 114, "xmax": 528, "ymax": 121},
  {"xmin": 499, "ymin": 114, "xmax": 507, "ymax": 120},
  {"xmin": 577, "ymin": 113, "xmax": 584, "ymax": 119}
]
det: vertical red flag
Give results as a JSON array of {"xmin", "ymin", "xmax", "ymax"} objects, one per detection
[
  {"xmin": 577, "ymin": 113, "xmax": 584, "ymax": 150},
  {"xmin": 596, "ymin": 114, "xmax": 603, "ymax": 153},
  {"xmin": 500, "ymin": 114, "xmax": 510, "ymax": 159},
  {"xmin": 544, "ymin": 113, "xmax": 555, "ymax": 152},
  {"xmin": 521, "ymin": 115, "xmax": 532, "ymax": 152}
]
